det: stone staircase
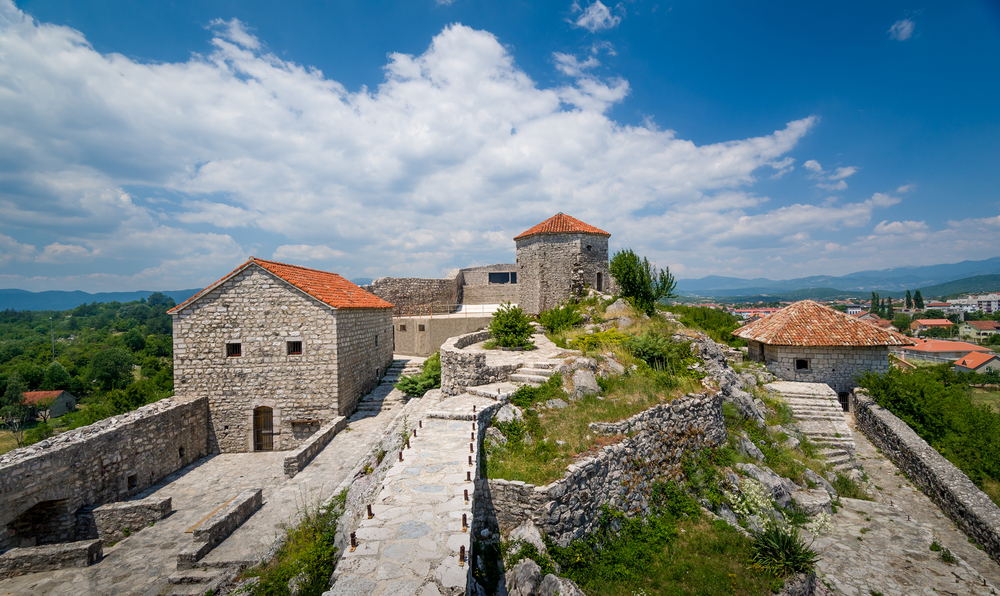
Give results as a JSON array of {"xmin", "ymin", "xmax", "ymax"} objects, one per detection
[
  {"xmin": 167, "ymin": 567, "xmax": 231, "ymax": 596},
  {"xmin": 509, "ymin": 362, "xmax": 556, "ymax": 385},
  {"xmin": 765, "ymin": 381, "xmax": 857, "ymax": 471},
  {"xmin": 354, "ymin": 359, "xmax": 423, "ymax": 415}
]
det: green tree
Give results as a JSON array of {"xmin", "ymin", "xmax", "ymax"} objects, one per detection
[
  {"xmin": 2, "ymin": 372, "xmax": 25, "ymax": 410},
  {"xmin": 892, "ymin": 313, "xmax": 912, "ymax": 331},
  {"xmin": 488, "ymin": 303, "xmax": 535, "ymax": 349},
  {"xmin": 41, "ymin": 361, "xmax": 72, "ymax": 391},
  {"xmin": 122, "ymin": 328, "xmax": 146, "ymax": 352},
  {"xmin": 914, "ymin": 289, "xmax": 925, "ymax": 309},
  {"xmin": 88, "ymin": 348, "xmax": 135, "ymax": 391},
  {"xmin": 608, "ymin": 249, "xmax": 677, "ymax": 316},
  {"xmin": 870, "ymin": 292, "xmax": 879, "ymax": 313},
  {"xmin": 886, "ymin": 297, "xmax": 894, "ymax": 320},
  {"xmin": 905, "ymin": 290, "xmax": 913, "ymax": 310}
]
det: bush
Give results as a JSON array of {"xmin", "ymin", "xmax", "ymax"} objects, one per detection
[
  {"xmin": 394, "ymin": 352, "xmax": 441, "ymax": 397},
  {"xmin": 568, "ymin": 329, "xmax": 630, "ymax": 352},
  {"xmin": 660, "ymin": 304, "xmax": 746, "ymax": 347},
  {"xmin": 749, "ymin": 524, "xmax": 818, "ymax": 577},
  {"xmin": 538, "ymin": 304, "xmax": 583, "ymax": 334},
  {"xmin": 623, "ymin": 332, "xmax": 694, "ymax": 373},
  {"xmin": 488, "ymin": 303, "xmax": 535, "ymax": 349},
  {"xmin": 23, "ymin": 422, "xmax": 54, "ymax": 445},
  {"xmin": 608, "ymin": 248, "xmax": 677, "ymax": 316}
]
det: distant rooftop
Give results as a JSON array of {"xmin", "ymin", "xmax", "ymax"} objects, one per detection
[
  {"xmin": 514, "ymin": 213, "xmax": 610, "ymax": 240},
  {"xmin": 732, "ymin": 300, "xmax": 914, "ymax": 347}
]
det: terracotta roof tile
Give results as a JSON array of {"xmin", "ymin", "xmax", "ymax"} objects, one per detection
[
  {"xmin": 955, "ymin": 351, "xmax": 1000, "ymax": 369},
  {"xmin": 168, "ymin": 258, "xmax": 393, "ymax": 314},
  {"xmin": 966, "ymin": 320, "xmax": 1000, "ymax": 331},
  {"xmin": 514, "ymin": 213, "xmax": 610, "ymax": 240},
  {"xmin": 902, "ymin": 339, "xmax": 991, "ymax": 354},
  {"xmin": 23, "ymin": 390, "xmax": 67, "ymax": 405},
  {"xmin": 913, "ymin": 319, "xmax": 953, "ymax": 326},
  {"xmin": 731, "ymin": 300, "xmax": 915, "ymax": 347}
]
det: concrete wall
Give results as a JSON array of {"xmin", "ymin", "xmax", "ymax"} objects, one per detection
[
  {"xmin": 516, "ymin": 233, "xmax": 611, "ymax": 314},
  {"xmin": 172, "ymin": 264, "xmax": 392, "ymax": 452},
  {"xmin": 0, "ymin": 397, "xmax": 209, "ymax": 551},
  {"xmin": 393, "ymin": 316, "xmax": 492, "ymax": 357},
  {"xmin": 461, "ymin": 284, "xmax": 518, "ymax": 305},
  {"xmin": 853, "ymin": 389, "xmax": 1000, "ymax": 565},
  {"xmin": 365, "ymin": 275, "xmax": 462, "ymax": 313},
  {"xmin": 477, "ymin": 393, "xmax": 726, "ymax": 546},
  {"xmin": 747, "ymin": 341, "xmax": 890, "ymax": 394},
  {"xmin": 460, "ymin": 264, "xmax": 517, "ymax": 286}
]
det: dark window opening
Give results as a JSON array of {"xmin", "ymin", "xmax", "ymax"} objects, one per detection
[
  {"xmin": 418, "ymin": 324, "xmax": 426, "ymax": 332},
  {"xmin": 597, "ymin": 272, "xmax": 603, "ymax": 292},
  {"xmin": 587, "ymin": 245, "xmax": 592, "ymax": 251},
  {"xmin": 399, "ymin": 324, "xmax": 407, "ymax": 331},
  {"xmin": 226, "ymin": 342, "xmax": 242, "ymax": 357},
  {"xmin": 287, "ymin": 341, "xmax": 303, "ymax": 355},
  {"xmin": 489, "ymin": 272, "xmax": 517, "ymax": 284},
  {"xmin": 795, "ymin": 359, "xmax": 809, "ymax": 371},
  {"xmin": 837, "ymin": 392, "xmax": 850, "ymax": 412},
  {"xmin": 375, "ymin": 335, "xmax": 379, "ymax": 347},
  {"xmin": 179, "ymin": 447, "xmax": 186, "ymax": 460},
  {"xmin": 127, "ymin": 474, "xmax": 138, "ymax": 490}
]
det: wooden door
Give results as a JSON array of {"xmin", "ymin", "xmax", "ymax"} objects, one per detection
[{"xmin": 253, "ymin": 406, "xmax": 273, "ymax": 451}]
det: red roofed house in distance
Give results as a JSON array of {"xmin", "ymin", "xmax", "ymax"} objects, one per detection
[{"xmin": 169, "ymin": 257, "xmax": 394, "ymax": 453}]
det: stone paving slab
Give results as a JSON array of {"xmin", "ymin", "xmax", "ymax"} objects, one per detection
[
  {"xmin": 462, "ymin": 333, "xmax": 575, "ymax": 367},
  {"xmin": 428, "ymin": 394, "xmax": 501, "ymax": 420},
  {"xmin": 328, "ymin": 413, "xmax": 478, "ymax": 596}
]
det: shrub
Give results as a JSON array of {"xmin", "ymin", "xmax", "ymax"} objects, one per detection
[
  {"xmin": 659, "ymin": 304, "xmax": 746, "ymax": 347},
  {"xmin": 538, "ymin": 304, "xmax": 583, "ymax": 334},
  {"xmin": 569, "ymin": 329, "xmax": 630, "ymax": 352},
  {"xmin": 488, "ymin": 302, "xmax": 535, "ymax": 349},
  {"xmin": 623, "ymin": 332, "xmax": 693, "ymax": 373},
  {"xmin": 608, "ymin": 248, "xmax": 677, "ymax": 316},
  {"xmin": 749, "ymin": 524, "xmax": 818, "ymax": 577},
  {"xmin": 395, "ymin": 352, "xmax": 441, "ymax": 397},
  {"xmin": 24, "ymin": 422, "xmax": 54, "ymax": 445}
]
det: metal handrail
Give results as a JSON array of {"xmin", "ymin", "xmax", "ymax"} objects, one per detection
[{"xmin": 391, "ymin": 303, "xmax": 499, "ymax": 318}]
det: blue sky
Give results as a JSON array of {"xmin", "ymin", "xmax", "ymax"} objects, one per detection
[{"xmin": 0, "ymin": 0, "xmax": 998, "ymax": 291}]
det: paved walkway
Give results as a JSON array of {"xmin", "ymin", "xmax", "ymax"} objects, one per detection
[
  {"xmin": 329, "ymin": 394, "xmax": 496, "ymax": 596},
  {"xmin": 0, "ymin": 358, "xmax": 423, "ymax": 596}
]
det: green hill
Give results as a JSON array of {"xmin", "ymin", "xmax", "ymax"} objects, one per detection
[{"xmin": 917, "ymin": 274, "xmax": 1000, "ymax": 300}]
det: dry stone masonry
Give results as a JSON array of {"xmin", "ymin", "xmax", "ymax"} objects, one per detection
[
  {"xmin": 516, "ymin": 231, "xmax": 611, "ymax": 315},
  {"xmin": 92, "ymin": 496, "xmax": 172, "ymax": 546}
]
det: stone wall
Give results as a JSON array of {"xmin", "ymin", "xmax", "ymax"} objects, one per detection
[
  {"xmin": 439, "ymin": 330, "xmax": 520, "ymax": 395},
  {"xmin": 365, "ymin": 275, "xmax": 462, "ymax": 312},
  {"xmin": 0, "ymin": 540, "xmax": 102, "ymax": 579},
  {"xmin": 748, "ymin": 342, "xmax": 890, "ymax": 394},
  {"xmin": 852, "ymin": 389, "xmax": 1000, "ymax": 564},
  {"xmin": 283, "ymin": 416, "xmax": 348, "ymax": 478},
  {"xmin": 516, "ymin": 233, "xmax": 611, "ymax": 314},
  {"xmin": 0, "ymin": 397, "xmax": 209, "ymax": 551},
  {"xmin": 93, "ymin": 496, "xmax": 172, "ymax": 546},
  {"xmin": 460, "ymin": 264, "xmax": 517, "ymax": 286},
  {"xmin": 172, "ymin": 264, "xmax": 392, "ymax": 451},
  {"xmin": 478, "ymin": 393, "xmax": 726, "ymax": 546},
  {"xmin": 462, "ymin": 284, "xmax": 518, "ymax": 305}
]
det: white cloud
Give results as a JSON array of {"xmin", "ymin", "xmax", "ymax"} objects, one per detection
[
  {"xmin": 573, "ymin": 1, "xmax": 622, "ymax": 32},
  {"xmin": 873, "ymin": 220, "xmax": 928, "ymax": 235},
  {"xmin": 896, "ymin": 184, "xmax": 916, "ymax": 193},
  {"xmin": 210, "ymin": 18, "xmax": 261, "ymax": 50},
  {"xmin": 803, "ymin": 160, "xmax": 823, "ymax": 173},
  {"xmin": 0, "ymin": 233, "xmax": 37, "ymax": 265},
  {"xmin": 802, "ymin": 159, "xmax": 859, "ymax": 190},
  {"xmin": 816, "ymin": 180, "xmax": 848, "ymax": 191},
  {"xmin": 889, "ymin": 19, "xmax": 915, "ymax": 41},
  {"xmin": 553, "ymin": 52, "xmax": 600, "ymax": 76},
  {"xmin": 829, "ymin": 166, "xmax": 857, "ymax": 180},
  {"xmin": 272, "ymin": 244, "xmax": 346, "ymax": 261}
]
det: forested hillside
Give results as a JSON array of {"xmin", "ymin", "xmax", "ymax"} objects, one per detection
[{"xmin": 0, "ymin": 293, "xmax": 175, "ymax": 448}]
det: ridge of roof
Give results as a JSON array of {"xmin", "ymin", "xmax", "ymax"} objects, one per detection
[
  {"xmin": 731, "ymin": 300, "xmax": 915, "ymax": 347},
  {"xmin": 514, "ymin": 213, "xmax": 610, "ymax": 241},
  {"xmin": 168, "ymin": 257, "xmax": 393, "ymax": 314},
  {"xmin": 903, "ymin": 339, "xmax": 991, "ymax": 353},
  {"xmin": 955, "ymin": 351, "xmax": 999, "ymax": 368}
]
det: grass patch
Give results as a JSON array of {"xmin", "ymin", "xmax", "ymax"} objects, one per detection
[
  {"xmin": 241, "ymin": 490, "xmax": 346, "ymax": 596},
  {"xmin": 971, "ymin": 388, "xmax": 1000, "ymax": 414},
  {"xmin": 831, "ymin": 473, "xmax": 871, "ymax": 501}
]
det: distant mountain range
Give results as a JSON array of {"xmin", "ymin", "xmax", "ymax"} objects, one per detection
[
  {"xmin": 676, "ymin": 257, "xmax": 1000, "ymax": 297},
  {"xmin": 0, "ymin": 289, "xmax": 201, "ymax": 311}
]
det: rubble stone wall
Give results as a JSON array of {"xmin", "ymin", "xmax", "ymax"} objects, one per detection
[
  {"xmin": 365, "ymin": 276, "xmax": 462, "ymax": 311},
  {"xmin": 460, "ymin": 264, "xmax": 517, "ymax": 286},
  {"xmin": 461, "ymin": 284, "xmax": 518, "ymax": 305},
  {"xmin": 516, "ymin": 233, "xmax": 611, "ymax": 315},
  {"xmin": 747, "ymin": 342, "xmax": 889, "ymax": 394},
  {"xmin": 439, "ymin": 330, "xmax": 520, "ymax": 395},
  {"xmin": 0, "ymin": 397, "xmax": 208, "ymax": 551},
  {"xmin": 480, "ymin": 393, "xmax": 726, "ymax": 546},
  {"xmin": 853, "ymin": 389, "xmax": 1000, "ymax": 564},
  {"xmin": 93, "ymin": 496, "xmax": 172, "ymax": 546}
]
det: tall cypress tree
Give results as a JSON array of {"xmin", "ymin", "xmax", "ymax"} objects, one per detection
[
  {"xmin": 905, "ymin": 290, "xmax": 913, "ymax": 310},
  {"xmin": 871, "ymin": 291, "xmax": 879, "ymax": 313},
  {"xmin": 914, "ymin": 289, "xmax": 924, "ymax": 309},
  {"xmin": 887, "ymin": 297, "xmax": 894, "ymax": 319}
]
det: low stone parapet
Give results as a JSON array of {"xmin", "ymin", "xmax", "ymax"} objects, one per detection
[
  {"xmin": 93, "ymin": 496, "xmax": 172, "ymax": 545},
  {"xmin": 0, "ymin": 539, "xmax": 102, "ymax": 579},
  {"xmin": 284, "ymin": 417, "xmax": 347, "ymax": 478},
  {"xmin": 853, "ymin": 388, "xmax": 1000, "ymax": 564},
  {"xmin": 177, "ymin": 488, "xmax": 262, "ymax": 570}
]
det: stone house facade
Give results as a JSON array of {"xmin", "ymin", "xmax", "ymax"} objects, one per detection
[
  {"xmin": 515, "ymin": 213, "xmax": 614, "ymax": 314},
  {"xmin": 170, "ymin": 258, "xmax": 394, "ymax": 453},
  {"xmin": 734, "ymin": 300, "xmax": 915, "ymax": 395}
]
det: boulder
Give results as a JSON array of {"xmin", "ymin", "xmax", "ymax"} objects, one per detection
[
  {"xmin": 571, "ymin": 357, "xmax": 598, "ymax": 371},
  {"xmin": 737, "ymin": 463, "xmax": 792, "ymax": 508},
  {"xmin": 778, "ymin": 572, "xmax": 815, "ymax": 596},
  {"xmin": 495, "ymin": 404, "xmax": 524, "ymax": 425},
  {"xmin": 605, "ymin": 298, "xmax": 630, "ymax": 316},
  {"xmin": 509, "ymin": 519, "xmax": 546, "ymax": 555},
  {"xmin": 783, "ymin": 436, "xmax": 801, "ymax": 450},
  {"xmin": 614, "ymin": 316, "xmax": 634, "ymax": 328},
  {"xmin": 790, "ymin": 489, "xmax": 832, "ymax": 515},
  {"xmin": 506, "ymin": 559, "xmax": 542, "ymax": 596},
  {"xmin": 803, "ymin": 468, "xmax": 837, "ymax": 499},
  {"xmin": 537, "ymin": 574, "xmax": 587, "ymax": 596},
  {"xmin": 485, "ymin": 427, "xmax": 507, "ymax": 448},
  {"xmin": 572, "ymin": 370, "xmax": 600, "ymax": 399},
  {"xmin": 544, "ymin": 399, "xmax": 568, "ymax": 410},
  {"xmin": 737, "ymin": 432, "xmax": 765, "ymax": 462},
  {"xmin": 600, "ymin": 356, "xmax": 626, "ymax": 377}
]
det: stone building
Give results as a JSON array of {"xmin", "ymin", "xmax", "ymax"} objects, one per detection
[
  {"xmin": 515, "ymin": 213, "xmax": 614, "ymax": 314},
  {"xmin": 733, "ymin": 300, "xmax": 915, "ymax": 396},
  {"xmin": 170, "ymin": 257, "xmax": 394, "ymax": 453}
]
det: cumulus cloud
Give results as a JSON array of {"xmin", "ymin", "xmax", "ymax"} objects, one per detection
[
  {"xmin": 889, "ymin": 19, "xmax": 915, "ymax": 41},
  {"xmin": 210, "ymin": 18, "xmax": 261, "ymax": 50},
  {"xmin": 896, "ymin": 184, "xmax": 916, "ymax": 193},
  {"xmin": 803, "ymin": 159, "xmax": 859, "ymax": 190},
  {"xmin": 873, "ymin": 220, "xmax": 928, "ymax": 235},
  {"xmin": 572, "ymin": 1, "xmax": 623, "ymax": 32},
  {"xmin": 553, "ymin": 52, "xmax": 600, "ymax": 76},
  {"xmin": 272, "ymin": 244, "xmax": 346, "ymax": 261}
]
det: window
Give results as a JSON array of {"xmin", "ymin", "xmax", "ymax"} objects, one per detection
[
  {"xmin": 587, "ymin": 245, "xmax": 592, "ymax": 251},
  {"xmin": 127, "ymin": 474, "xmax": 137, "ymax": 490},
  {"xmin": 597, "ymin": 272, "xmax": 603, "ymax": 292},
  {"xmin": 418, "ymin": 324, "xmax": 425, "ymax": 332},
  {"xmin": 399, "ymin": 324, "xmax": 407, "ymax": 332},
  {"xmin": 488, "ymin": 272, "xmax": 517, "ymax": 284},
  {"xmin": 286, "ymin": 341, "xmax": 302, "ymax": 355},
  {"xmin": 795, "ymin": 359, "xmax": 810, "ymax": 371},
  {"xmin": 226, "ymin": 342, "xmax": 242, "ymax": 357}
]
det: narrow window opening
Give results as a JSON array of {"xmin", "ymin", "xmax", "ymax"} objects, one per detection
[
  {"xmin": 226, "ymin": 342, "xmax": 242, "ymax": 357},
  {"xmin": 418, "ymin": 324, "xmax": 426, "ymax": 332},
  {"xmin": 597, "ymin": 272, "xmax": 603, "ymax": 292},
  {"xmin": 795, "ymin": 359, "xmax": 809, "ymax": 371},
  {"xmin": 127, "ymin": 474, "xmax": 138, "ymax": 490},
  {"xmin": 399, "ymin": 324, "xmax": 407, "ymax": 332},
  {"xmin": 178, "ymin": 447, "xmax": 186, "ymax": 460},
  {"xmin": 286, "ymin": 341, "xmax": 303, "ymax": 356}
]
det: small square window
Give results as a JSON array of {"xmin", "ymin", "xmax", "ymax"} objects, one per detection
[
  {"xmin": 226, "ymin": 343, "xmax": 242, "ymax": 357},
  {"xmin": 399, "ymin": 324, "xmax": 407, "ymax": 332},
  {"xmin": 418, "ymin": 324, "xmax": 425, "ymax": 332},
  {"xmin": 287, "ymin": 341, "xmax": 303, "ymax": 355},
  {"xmin": 795, "ymin": 359, "xmax": 809, "ymax": 371}
]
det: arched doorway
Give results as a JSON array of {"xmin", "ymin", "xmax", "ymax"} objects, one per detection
[{"xmin": 253, "ymin": 406, "xmax": 274, "ymax": 451}]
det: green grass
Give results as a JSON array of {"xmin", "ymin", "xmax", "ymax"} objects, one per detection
[{"xmin": 971, "ymin": 388, "xmax": 1000, "ymax": 414}]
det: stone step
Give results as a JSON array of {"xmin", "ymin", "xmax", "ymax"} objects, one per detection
[
  {"xmin": 529, "ymin": 362, "xmax": 556, "ymax": 370},
  {"xmin": 168, "ymin": 569, "xmax": 225, "ymax": 585},
  {"xmin": 465, "ymin": 382, "xmax": 518, "ymax": 400},
  {"xmin": 516, "ymin": 367, "xmax": 554, "ymax": 377},
  {"xmin": 510, "ymin": 374, "xmax": 548, "ymax": 384}
]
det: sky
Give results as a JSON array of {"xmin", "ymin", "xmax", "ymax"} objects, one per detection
[{"xmin": 0, "ymin": 0, "xmax": 999, "ymax": 292}]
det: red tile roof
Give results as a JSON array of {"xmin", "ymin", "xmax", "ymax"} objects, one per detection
[
  {"xmin": 966, "ymin": 320, "xmax": 1000, "ymax": 331},
  {"xmin": 168, "ymin": 257, "xmax": 393, "ymax": 314},
  {"xmin": 903, "ymin": 339, "xmax": 991, "ymax": 354},
  {"xmin": 954, "ymin": 351, "xmax": 1000, "ymax": 369},
  {"xmin": 731, "ymin": 300, "xmax": 915, "ymax": 346},
  {"xmin": 514, "ymin": 213, "xmax": 610, "ymax": 240},
  {"xmin": 23, "ymin": 390, "xmax": 69, "ymax": 405},
  {"xmin": 913, "ymin": 319, "xmax": 953, "ymax": 326}
]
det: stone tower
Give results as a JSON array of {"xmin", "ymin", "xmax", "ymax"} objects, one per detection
[{"xmin": 515, "ymin": 213, "xmax": 612, "ymax": 314}]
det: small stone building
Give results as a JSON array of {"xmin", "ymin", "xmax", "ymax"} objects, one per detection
[
  {"xmin": 22, "ymin": 390, "xmax": 76, "ymax": 419},
  {"xmin": 170, "ymin": 257, "xmax": 394, "ymax": 453},
  {"xmin": 733, "ymin": 300, "xmax": 915, "ymax": 395},
  {"xmin": 515, "ymin": 213, "xmax": 614, "ymax": 314}
]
